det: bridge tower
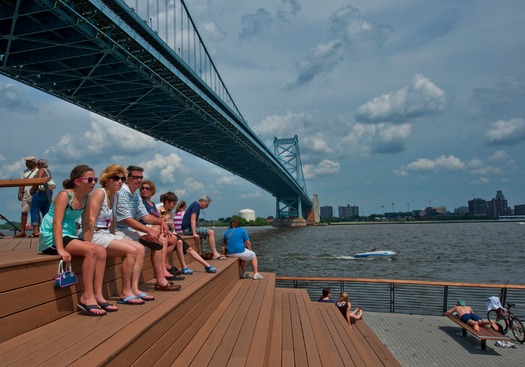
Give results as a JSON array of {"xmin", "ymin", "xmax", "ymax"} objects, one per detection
[{"xmin": 272, "ymin": 136, "xmax": 308, "ymax": 226}]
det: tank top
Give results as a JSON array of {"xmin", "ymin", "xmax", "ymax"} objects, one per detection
[
  {"xmin": 39, "ymin": 191, "xmax": 86, "ymax": 252},
  {"xmin": 336, "ymin": 301, "xmax": 349, "ymax": 322},
  {"xmin": 93, "ymin": 188, "xmax": 116, "ymax": 229}
]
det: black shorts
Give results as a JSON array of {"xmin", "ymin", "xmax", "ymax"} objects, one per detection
[
  {"xmin": 41, "ymin": 236, "xmax": 79, "ymax": 255},
  {"xmin": 176, "ymin": 234, "xmax": 190, "ymax": 255}
]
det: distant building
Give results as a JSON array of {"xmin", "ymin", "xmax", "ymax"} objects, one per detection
[
  {"xmin": 320, "ymin": 206, "xmax": 333, "ymax": 220},
  {"xmin": 454, "ymin": 206, "xmax": 469, "ymax": 214},
  {"xmin": 338, "ymin": 204, "xmax": 359, "ymax": 219},
  {"xmin": 238, "ymin": 209, "xmax": 256, "ymax": 221},
  {"xmin": 468, "ymin": 198, "xmax": 488, "ymax": 216},
  {"xmin": 487, "ymin": 190, "xmax": 510, "ymax": 218},
  {"xmin": 515, "ymin": 204, "xmax": 525, "ymax": 216},
  {"xmin": 434, "ymin": 206, "xmax": 446, "ymax": 214}
]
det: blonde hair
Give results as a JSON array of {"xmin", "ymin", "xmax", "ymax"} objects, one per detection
[
  {"xmin": 338, "ymin": 292, "xmax": 349, "ymax": 303},
  {"xmin": 99, "ymin": 164, "xmax": 127, "ymax": 188}
]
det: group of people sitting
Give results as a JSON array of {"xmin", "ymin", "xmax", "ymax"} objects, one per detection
[{"xmin": 35, "ymin": 163, "xmax": 261, "ymax": 316}]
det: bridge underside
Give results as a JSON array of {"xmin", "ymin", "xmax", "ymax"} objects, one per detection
[{"xmin": 0, "ymin": 0, "xmax": 312, "ymax": 215}]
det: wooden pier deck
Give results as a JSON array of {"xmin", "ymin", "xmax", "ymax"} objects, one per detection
[{"xmin": 0, "ymin": 236, "xmax": 400, "ymax": 366}]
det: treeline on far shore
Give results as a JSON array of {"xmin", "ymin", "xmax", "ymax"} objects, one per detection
[{"xmin": 0, "ymin": 215, "xmax": 274, "ymax": 231}]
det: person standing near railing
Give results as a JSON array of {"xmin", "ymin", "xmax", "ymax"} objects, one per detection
[{"xmin": 14, "ymin": 156, "xmax": 38, "ymax": 237}]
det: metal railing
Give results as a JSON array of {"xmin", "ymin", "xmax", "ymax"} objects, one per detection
[{"xmin": 276, "ymin": 276, "xmax": 525, "ymax": 318}]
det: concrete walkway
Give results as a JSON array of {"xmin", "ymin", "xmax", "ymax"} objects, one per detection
[{"xmin": 365, "ymin": 312, "xmax": 524, "ymax": 367}]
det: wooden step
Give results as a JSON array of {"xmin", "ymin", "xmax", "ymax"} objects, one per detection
[
  {"xmin": 0, "ymin": 258, "xmax": 239, "ymax": 366},
  {"xmin": 171, "ymin": 272, "xmax": 275, "ymax": 367}
]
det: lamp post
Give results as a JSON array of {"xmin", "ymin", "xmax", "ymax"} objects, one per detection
[
  {"xmin": 381, "ymin": 205, "xmax": 384, "ymax": 215},
  {"xmin": 392, "ymin": 202, "xmax": 395, "ymax": 213}
]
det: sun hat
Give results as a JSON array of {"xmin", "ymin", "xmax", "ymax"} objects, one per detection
[
  {"xmin": 24, "ymin": 156, "xmax": 37, "ymax": 162},
  {"xmin": 457, "ymin": 299, "xmax": 466, "ymax": 306}
]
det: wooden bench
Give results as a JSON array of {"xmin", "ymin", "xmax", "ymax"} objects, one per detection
[{"xmin": 446, "ymin": 314, "xmax": 510, "ymax": 350}]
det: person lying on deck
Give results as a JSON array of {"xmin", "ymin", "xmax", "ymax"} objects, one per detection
[{"xmin": 445, "ymin": 299, "xmax": 498, "ymax": 331}]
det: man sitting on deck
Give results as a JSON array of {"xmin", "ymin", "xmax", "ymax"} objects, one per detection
[{"xmin": 445, "ymin": 299, "xmax": 497, "ymax": 331}]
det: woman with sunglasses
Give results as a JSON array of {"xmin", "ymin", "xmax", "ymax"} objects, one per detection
[
  {"xmin": 38, "ymin": 165, "xmax": 107, "ymax": 316},
  {"xmin": 81, "ymin": 164, "xmax": 154, "ymax": 306},
  {"xmin": 140, "ymin": 180, "xmax": 177, "ymax": 280}
]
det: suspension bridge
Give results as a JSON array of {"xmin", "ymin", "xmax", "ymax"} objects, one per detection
[{"xmin": 0, "ymin": 0, "xmax": 313, "ymax": 223}]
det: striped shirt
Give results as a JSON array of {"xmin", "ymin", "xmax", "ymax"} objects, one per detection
[{"xmin": 116, "ymin": 184, "xmax": 149, "ymax": 230}]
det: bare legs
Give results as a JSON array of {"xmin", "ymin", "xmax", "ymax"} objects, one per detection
[
  {"xmin": 66, "ymin": 239, "xmax": 106, "ymax": 315},
  {"xmin": 205, "ymin": 229, "xmax": 221, "ymax": 259},
  {"xmin": 105, "ymin": 238, "xmax": 144, "ymax": 304}
]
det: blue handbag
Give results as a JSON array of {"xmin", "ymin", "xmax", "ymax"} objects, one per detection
[{"xmin": 54, "ymin": 260, "xmax": 78, "ymax": 288}]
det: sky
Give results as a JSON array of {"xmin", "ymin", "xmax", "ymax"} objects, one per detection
[{"xmin": 1, "ymin": 0, "xmax": 525, "ymax": 221}]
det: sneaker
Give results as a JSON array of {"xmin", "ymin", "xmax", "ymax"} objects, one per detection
[
  {"xmin": 253, "ymin": 273, "xmax": 264, "ymax": 280},
  {"xmin": 168, "ymin": 267, "xmax": 182, "ymax": 276},
  {"xmin": 205, "ymin": 265, "xmax": 217, "ymax": 273},
  {"xmin": 181, "ymin": 267, "xmax": 193, "ymax": 275},
  {"xmin": 241, "ymin": 272, "xmax": 249, "ymax": 279}
]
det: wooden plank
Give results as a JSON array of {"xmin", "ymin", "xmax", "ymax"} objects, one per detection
[
  {"xmin": 296, "ymin": 290, "xmax": 323, "ymax": 367},
  {"xmin": 128, "ymin": 266, "xmax": 240, "ymax": 367},
  {"xmin": 244, "ymin": 273, "xmax": 276, "ymax": 367},
  {"xmin": 281, "ymin": 291, "xmax": 294, "ymax": 367},
  {"xmin": 171, "ymin": 278, "xmax": 252, "ymax": 366},
  {"xmin": 0, "ymin": 177, "xmax": 50, "ymax": 188},
  {"xmin": 69, "ymin": 260, "xmax": 236, "ymax": 366},
  {"xmin": 228, "ymin": 274, "xmax": 274, "ymax": 367},
  {"xmin": 269, "ymin": 288, "xmax": 284, "ymax": 367},
  {"xmin": 197, "ymin": 277, "xmax": 260, "ymax": 367},
  {"xmin": 289, "ymin": 291, "xmax": 309, "ymax": 367},
  {"xmin": 353, "ymin": 321, "xmax": 402, "ymax": 367},
  {"xmin": 319, "ymin": 305, "xmax": 361, "ymax": 367},
  {"xmin": 303, "ymin": 302, "xmax": 339, "ymax": 367}
]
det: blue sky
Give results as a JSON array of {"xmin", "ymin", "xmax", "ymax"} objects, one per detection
[{"xmin": 1, "ymin": 0, "xmax": 525, "ymax": 221}]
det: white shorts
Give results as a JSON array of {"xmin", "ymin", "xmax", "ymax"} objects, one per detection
[
  {"xmin": 114, "ymin": 227, "xmax": 145, "ymax": 242},
  {"xmin": 227, "ymin": 248, "xmax": 256, "ymax": 261},
  {"xmin": 91, "ymin": 229, "xmax": 123, "ymax": 248}
]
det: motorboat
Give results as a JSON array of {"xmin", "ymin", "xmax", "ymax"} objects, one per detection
[{"xmin": 354, "ymin": 248, "xmax": 398, "ymax": 259}]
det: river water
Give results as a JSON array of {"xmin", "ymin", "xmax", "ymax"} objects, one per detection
[{"xmin": 213, "ymin": 222, "xmax": 525, "ymax": 285}]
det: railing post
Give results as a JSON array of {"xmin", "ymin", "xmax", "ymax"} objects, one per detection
[
  {"xmin": 390, "ymin": 283, "xmax": 395, "ymax": 313},
  {"xmin": 443, "ymin": 285, "xmax": 449, "ymax": 314},
  {"xmin": 501, "ymin": 287, "xmax": 508, "ymax": 306},
  {"xmin": 293, "ymin": 280, "xmax": 298, "ymax": 288}
]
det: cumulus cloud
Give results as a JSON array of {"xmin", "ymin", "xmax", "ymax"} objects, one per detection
[
  {"xmin": 216, "ymin": 175, "xmax": 237, "ymax": 185},
  {"xmin": 0, "ymin": 159, "xmax": 25, "ymax": 179},
  {"xmin": 183, "ymin": 177, "xmax": 205, "ymax": 194},
  {"xmin": 486, "ymin": 117, "xmax": 525, "ymax": 145},
  {"xmin": 409, "ymin": 155, "xmax": 465, "ymax": 171},
  {"xmin": 343, "ymin": 123, "xmax": 412, "ymax": 154},
  {"xmin": 402, "ymin": 155, "xmax": 465, "ymax": 173},
  {"xmin": 140, "ymin": 153, "xmax": 189, "ymax": 184},
  {"xmin": 355, "ymin": 74, "xmax": 446, "ymax": 123},
  {"xmin": 303, "ymin": 159, "xmax": 340, "ymax": 179},
  {"xmin": 276, "ymin": 0, "xmax": 301, "ymax": 24},
  {"xmin": 45, "ymin": 113, "xmax": 156, "ymax": 163},
  {"xmin": 0, "ymin": 82, "xmax": 38, "ymax": 112},
  {"xmin": 290, "ymin": 5, "xmax": 392, "ymax": 87}
]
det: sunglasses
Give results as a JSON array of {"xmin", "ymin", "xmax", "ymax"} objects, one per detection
[
  {"xmin": 77, "ymin": 177, "xmax": 98, "ymax": 184},
  {"xmin": 109, "ymin": 176, "xmax": 126, "ymax": 182},
  {"xmin": 141, "ymin": 187, "xmax": 152, "ymax": 191},
  {"xmin": 129, "ymin": 175, "xmax": 144, "ymax": 180}
]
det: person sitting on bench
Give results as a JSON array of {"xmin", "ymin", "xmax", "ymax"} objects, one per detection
[{"xmin": 445, "ymin": 299, "xmax": 497, "ymax": 331}]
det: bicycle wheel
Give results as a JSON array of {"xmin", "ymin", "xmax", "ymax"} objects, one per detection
[
  {"xmin": 487, "ymin": 309, "xmax": 502, "ymax": 323},
  {"xmin": 510, "ymin": 316, "xmax": 525, "ymax": 343}
]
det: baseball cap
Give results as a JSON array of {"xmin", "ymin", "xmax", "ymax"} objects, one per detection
[{"xmin": 457, "ymin": 299, "xmax": 466, "ymax": 306}]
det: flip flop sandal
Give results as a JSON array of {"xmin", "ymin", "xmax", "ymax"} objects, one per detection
[
  {"xmin": 98, "ymin": 302, "xmax": 118, "ymax": 312},
  {"xmin": 117, "ymin": 295, "xmax": 145, "ymax": 305},
  {"xmin": 137, "ymin": 292, "xmax": 155, "ymax": 301},
  {"xmin": 77, "ymin": 302, "xmax": 106, "ymax": 316}
]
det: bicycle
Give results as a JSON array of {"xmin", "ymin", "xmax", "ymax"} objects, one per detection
[{"xmin": 486, "ymin": 296, "xmax": 525, "ymax": 343}]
